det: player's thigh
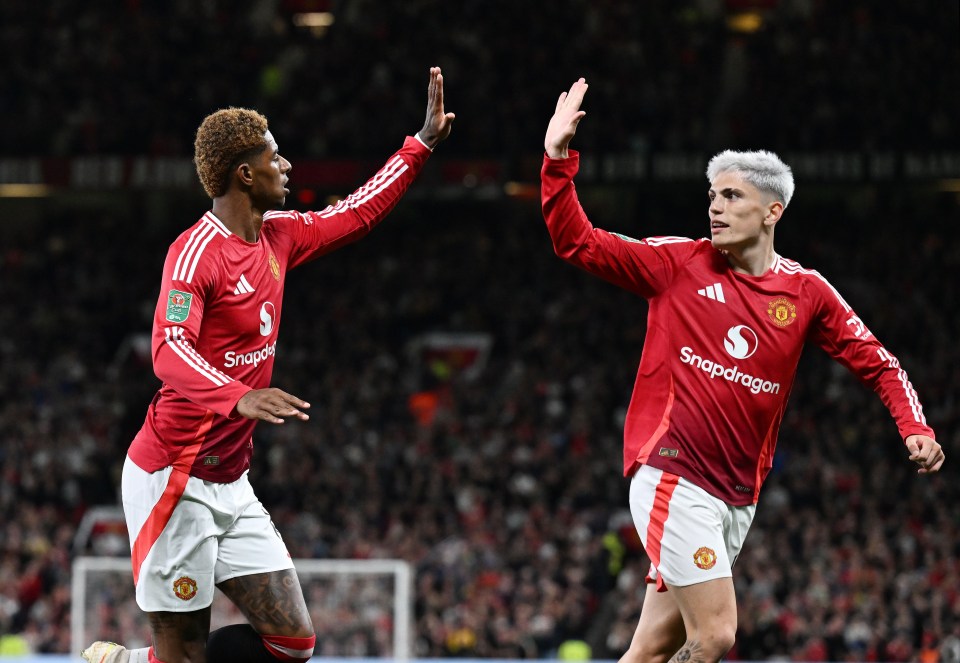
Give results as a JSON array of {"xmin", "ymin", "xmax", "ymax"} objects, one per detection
[
  {"xmin": 217, "ymin": 568, "xmax": 312, "ymax": 636},
  {"xmin": 667, "ymin": 576, "xmax": 738, "ymax": 653},
  {"xmin": 213, "ymin": 475, "xmax": 310, "ymax": 634},
  {"xmin": 148, "ymin": 607, "xmax": 211, "ymax": 663},
  {"xmin": 620, "ymin": 584, "xmax": 686, "ymax": 663}
]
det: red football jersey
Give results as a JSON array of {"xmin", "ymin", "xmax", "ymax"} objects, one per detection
[
  {"xmin": 128, "ymin": 136, "xmax": 432, "ymax": 482},
  {"xmin": 542, "ymin": 152, "xmax": 935, "ymax": 505}
]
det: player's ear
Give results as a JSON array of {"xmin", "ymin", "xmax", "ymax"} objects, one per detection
[
  {"xmin": 236, "ymin": 162, "xmax": 254, "ymax": 187},
  {"xmin": 764, "ymin": 200, "xmax": 784, "ymax": 228}
]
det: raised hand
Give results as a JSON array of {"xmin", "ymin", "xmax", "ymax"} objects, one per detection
[
  {"xmin": 236, "ymin": 388, "xmax": 310, "ymax": 424},
  {"xmin": 545, "ymin": 78, "xmax": 588, "ymax": 159},
  {"xmin": 417, "ymin": 66, "xmax": 455, "ymax": 149}
]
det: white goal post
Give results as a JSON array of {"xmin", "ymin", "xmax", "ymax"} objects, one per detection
[{"xmin": 71, "ymin": 557, "xmax": 413, "ymax": 659}]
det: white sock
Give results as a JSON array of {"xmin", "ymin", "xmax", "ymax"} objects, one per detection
[{"xmin": 127, "ymin": 648, "xmax": 151, "ymax": 663}]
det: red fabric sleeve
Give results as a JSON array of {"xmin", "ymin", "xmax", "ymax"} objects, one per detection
[
  {"xmin": 268, "ymin": 136, "xmax": 432, "ymax": 270},
  {"xmin": 807, "ymin": 271, "xmax": 935, "ymax": 441},
  {"xmin": 151, "ymin": 243, "xmax": 252, "ymax": 418},
  {"xmin": 541, "ymin": 151, "xmax": 699, "ymax": 298}
]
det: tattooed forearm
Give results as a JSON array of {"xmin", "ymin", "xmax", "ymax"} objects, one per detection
[{"xmin": 671, "ymin": 639, "xmax": 705, "ymax": 663}]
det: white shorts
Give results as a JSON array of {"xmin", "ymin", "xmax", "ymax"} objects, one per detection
[
  {"xmin": 629, "ymin": 464, "xmax": 755, "ymax": 591},
  {"xmin": 121, "ymin": 455, "xmax": 294, "ymax": 612}
]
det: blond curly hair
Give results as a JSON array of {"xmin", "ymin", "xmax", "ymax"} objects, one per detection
[{"xmin": 193, "ymin": 107, "xmax": 269, "ymax": 198}]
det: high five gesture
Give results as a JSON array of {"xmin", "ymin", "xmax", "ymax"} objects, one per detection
[
  {"xmin": 418, "ymin": 66, "xmax": 456, "ymax": 149},
  {"xmin": 545, "ymin": 77, "xmax": 588, "ymax": 158}
]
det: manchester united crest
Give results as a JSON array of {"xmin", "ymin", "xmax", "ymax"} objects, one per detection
[
  {"xmin": 767, "ymin": 297, "xmax": 797, "ymax": 327},
  {"xmin": 693, "ymin": 546, "xmax": 717, "ymax": 570},
  {"xmin": 269, "ymin": 253, "xmax": 280, "ymax": 281},
  {"xmin": 172, "ymin": 576, "xmax": 198, "ymax": 601}
]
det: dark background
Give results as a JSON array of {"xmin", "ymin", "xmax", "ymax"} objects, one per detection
[{"xmin": 1, "ymin": 1, "xmax": 958, "ymax": 660}]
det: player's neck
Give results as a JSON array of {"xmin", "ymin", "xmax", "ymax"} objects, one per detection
[
  {"xmin": 211, "ymin": 196, "xmax": 264, "ymax": 243},
  {"xmin": 725, "ymin": 243, "xmax": 776, "ymax": 276}
]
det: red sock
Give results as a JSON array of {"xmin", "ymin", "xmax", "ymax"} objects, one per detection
[
  {"xmin": 261, "ymin": 634, "xmax": 316, "ymax": 661},
  {"xmin": 207, "ymin": 624, "xmax": 316, "ymax": 662}
]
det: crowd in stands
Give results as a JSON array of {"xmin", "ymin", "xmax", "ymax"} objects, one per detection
[
  {"xmin": 2, "ymin": 0, "xmax": 959, "ymax": 661},
  {"xmin": 1, "ymin": 182, "xmax": 957, "ymax": 660},
  {"xmin": 1, "ymin": 0, "xmax": 957, "ymax": 161}
]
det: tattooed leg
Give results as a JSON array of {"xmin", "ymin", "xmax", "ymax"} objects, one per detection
[
  {"xmin": 148, "ymin": 607, "xmax": 211, "ymax": 663},
  {"xmin": 670, "ymin": 640, "xmax": 705, "ymax": 663},
  {"xmin": 217, "ymin": 569, "xmax": 314, "ymax": 637}
]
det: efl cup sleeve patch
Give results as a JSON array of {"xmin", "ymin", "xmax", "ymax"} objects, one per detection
[{"xmin": 165, "ymin": 290, "xmax": 194, "ymax": 323}]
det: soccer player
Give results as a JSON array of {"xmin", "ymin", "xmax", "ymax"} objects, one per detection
[
  {"xmin": 541, "ymin": 78, "xmax": 943, "ymax": 663},
  {"xmin": 81, "ymin": 67, "xmax": 454, "ymax": 663}
]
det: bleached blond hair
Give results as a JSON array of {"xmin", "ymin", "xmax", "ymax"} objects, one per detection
[{"xmin": 706, "ymin": 150, "xmax": 795, "ymax": 208}]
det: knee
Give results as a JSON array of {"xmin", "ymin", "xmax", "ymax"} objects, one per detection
[
  {"xmin": 710, "ymin": 623, "xmax": 737, "ymax": 657},
  {"xmin": 691, "ymin": 625, "xmax": 736, "ymax": 662}
]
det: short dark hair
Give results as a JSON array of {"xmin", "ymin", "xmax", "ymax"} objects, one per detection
[{"xmin": 193, "ymin": 108, "xmax": 269, "ymax": 198}]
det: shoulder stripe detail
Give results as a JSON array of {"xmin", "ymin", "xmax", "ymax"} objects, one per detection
[
  {"xmin": 809, "ymin": 271, "xmax": 851, "ymax": 312},
  {"xmin": 776, "ymin": 260, "xmax": 852, "ymax": 312},
  {"xmin": 172, "ymin": 222, "xmax": 213, "ymax": 283},
  {"xmin": 319, "ymin": 156, "xmax": 408, "ymax": 218},
  {"xmin": 173, "ymin": 219, "xmax": 228, "ymax": 284},
  {"xmin": 184, "ymin": 225, "xmax": 220, "ymax": 284},
  {"xmin": 643, "ymin": 236, "xmax": 694, "ymax": 247},
  {"xmin": 164, "ymin": 326, "xmax": 234, "ymax": 386},
  {"xmin": 265, "ymin": 209, "xmax": 313, "ymax": 226},
  {"xmin": 876, "ymin": 348, "xmax": 927, "ymax": 426},
  {"xmin": 263, "ymin": 210, "xmax": 292, "ymax": 220},
  {"xmin": 204, "ymin": 211, "xmax": 230, "ymax": 235}
]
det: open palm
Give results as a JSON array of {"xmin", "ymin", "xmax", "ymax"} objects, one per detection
[{"xmin": 544, "ymin": 78, "xmax": 588, "ymax": 159}]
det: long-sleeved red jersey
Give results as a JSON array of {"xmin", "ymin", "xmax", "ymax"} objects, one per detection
[
  {"xmin": 128, "ymin": 136, "xmax": 431, "ymax": 482},
  {"xmin": 542, "ymin": 151, "xmax": 935, "ymax": 506}
]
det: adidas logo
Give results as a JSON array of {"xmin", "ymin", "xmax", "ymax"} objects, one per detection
[
  {"xmin": 697, "ymin": 283, "xmax": 725, "ymax": 303},
  {"xmin": 233, "ymin": 275, "xmax": 255, "ymax": 295}
]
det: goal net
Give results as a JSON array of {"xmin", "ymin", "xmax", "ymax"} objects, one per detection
[{"xmin": 71, "ymin": 557, "xmax": 413, "ymax": 659}]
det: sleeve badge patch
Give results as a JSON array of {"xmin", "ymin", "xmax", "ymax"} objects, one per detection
[
  {"xmin": 610, "ymin": 232, "xmax": 642, "ymax": 243},
  {"xmin": 165, "ymin": 289, "xmax": 193, "ymax": 323}
]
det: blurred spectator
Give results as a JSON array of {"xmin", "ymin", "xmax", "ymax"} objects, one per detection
[
  {"xmin": 1, "ymin": 182, "xmax": 956, "ymax": 658},
  {"xmin": 0, "ymin": 1, "xmax": 956, "ymax": 159}
]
